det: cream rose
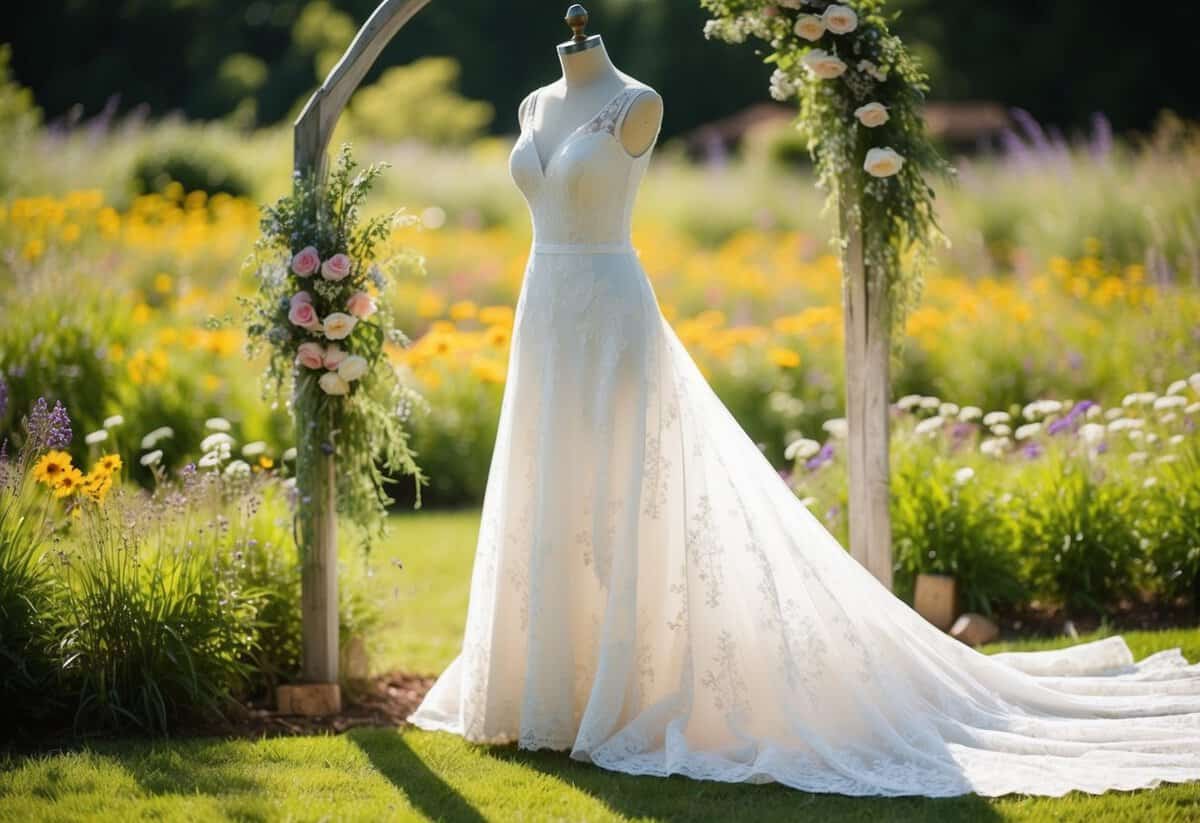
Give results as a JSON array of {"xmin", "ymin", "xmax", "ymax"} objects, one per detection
[
  {"xmin": 322, "ymin": 312, "xmax": 357, "ymax": 341},
  {"xmin": 318, "ymin": 371, "xmax": 350, "ymax": 396},
  {"xmin": 801, "ymin": 50, "xmax": 847, "ymax": 80},
  {"xmin": 822, "ymin": 4, "xmax": 858, "ymax": 34},
  {"xmin": 855, "ymin": 102, "xmax": 889, "ymax": 128},
  {"xmin": 338, "ymin": 355, "xmax": 369, "ymax": 382},
  {"xmin": 320, "ymin": 253, "xmax": 352, "ymax": 281},
  {"xmin": 290, "ymin": 246, "xmax": 320, "ymax": 277},
  {"xmin": 793, "ymin": 14, "xmax": 825, "ymax": 41},
  {"xmin": 287, "ymin": 296, "xmax": 320, "ymax": 331},
  {"xmin": 322, "ymin": 343, "xmax": 349, "ymax": 370},
  {"xmin": 346, "ymin": 291, "xmax": 377, "ymax": 320},
  {"xmin": 864, "ymin": 147, "xmax": 905, "ymax": 178},
  {"xmin": 296, "ymin": 341, "xmax": 325, "ymax": 369}
]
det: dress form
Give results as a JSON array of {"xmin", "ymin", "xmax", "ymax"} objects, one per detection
[{"xmin": 520, "ymin": 8, "xmax": 663, "ymax": 159}]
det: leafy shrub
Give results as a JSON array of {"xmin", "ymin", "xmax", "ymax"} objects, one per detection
[
  {"xmin": 890, "ymin": 444, "xmax": 1025, "ymax": 614},
  {"xmin": 130, "ymin": 143, "xmax": 252, "ymax": 199},
  {"xmin": 1021, "ymin": 455, "xmax": 1142, "ymax": 615}
]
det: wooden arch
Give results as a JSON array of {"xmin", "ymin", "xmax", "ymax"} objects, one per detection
[{"xmin": 287, "ymin": 0, "xmax": 894, "ymax": 711}]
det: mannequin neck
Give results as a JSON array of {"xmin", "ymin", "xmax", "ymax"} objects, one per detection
[{"xmin": 558, "ymin": 37, "xmax": 619, "ymax": 89}]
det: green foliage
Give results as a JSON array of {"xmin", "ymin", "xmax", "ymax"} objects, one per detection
[
  {"xmin": 347, "ymin": 58, "xmax": 495, "ymax": 146},
  {"xmin": 890, "ymin": 445, "xmax": 1025, "ymax": 613},
  {"xmin": 1138, "ymin": 437, "xmax": 1200, "ymax": 604},
  {"xmin": 1020, "ymin": 455, "xmax": 1141, "ymax": 616},
  {"xmin": 0, "ymin": 44, "xmax": 41, "ymax": 193},
  {"xmin": 246, "ymin": 144, "xmax": 426, "ymax": 552}
]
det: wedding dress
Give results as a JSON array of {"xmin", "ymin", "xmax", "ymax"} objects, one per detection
[{"xmin": 406, "ymin": 79, "xmax": 1200, "ymax": 797}]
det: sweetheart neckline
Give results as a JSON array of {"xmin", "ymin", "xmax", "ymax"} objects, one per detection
[{"xmin": 523, "ymin": 84, "xmax": 638, "ymax": 178}]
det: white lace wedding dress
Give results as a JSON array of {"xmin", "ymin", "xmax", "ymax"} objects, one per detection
[{"xmin": 406, "ymin": 79, "xmax": 1200, "ymax": 797}]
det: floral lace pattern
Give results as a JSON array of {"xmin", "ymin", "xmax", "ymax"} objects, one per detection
[{"xmin": 406, "ymin": 79, "xmax": 1200, "ymax": 798}]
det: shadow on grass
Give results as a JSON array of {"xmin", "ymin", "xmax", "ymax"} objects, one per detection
[
  {"xmin": 483, "ymin": 744, "xmax": 1006, "ymax": 823},
  {"xmin": 350, "ymin": 727, "xmax": 487, "ymax": 823}
]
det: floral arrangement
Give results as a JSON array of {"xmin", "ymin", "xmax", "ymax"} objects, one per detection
[
  {"xmin": 245, "ymin": 144, "xmax": 425, "ymax": 550},
  {"xmin": 701, "ymin": 0, "xmax": 952, "ymax": 338}
]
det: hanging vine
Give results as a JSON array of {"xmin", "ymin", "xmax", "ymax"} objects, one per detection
[{"xmin": 701, "ymin": 0, "xmax": 952, "ymax": 340}]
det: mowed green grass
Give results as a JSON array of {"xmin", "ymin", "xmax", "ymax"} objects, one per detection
[{"xmin": 3, "ymin": 508, "xmax": 1200, "ymax": 823}]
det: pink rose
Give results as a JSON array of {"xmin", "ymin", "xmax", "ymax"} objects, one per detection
[
  {"xmin": 322, "ymin": 343, "xmax": 349, "ymax": 370},
  {"xmin": 346, "ymin": 291, "xmax": 377, "ymax": 319},
  {"xmin": 296, "ymin": 342, "xmax": 325, "ymax": 369},
  {"xmin": 291, "ymin": 246, "xmax": 320, "ymax": 277},
  {"xmin": 321, "ymin": 253, "xmax": 352, "ymax": 281},
  {"xmin": 288, "ymin": 297, "xmax": 320, "ymax": 331},
  {"xmin": 290, "ymin": 291, "xmax": 312, "ymax": 308}
]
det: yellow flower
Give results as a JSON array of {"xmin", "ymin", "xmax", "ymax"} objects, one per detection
[
  {"xmin": 95, "ymin": 454, "xmax": 123, "ymax": 475},
  {"xmin": 33, "ymin": 451, "xmax": 73, "ymax": 487},
  {"xmin": 485, "ymin": 325, "xmax": 510, "ymax": 348},
  {"xmin": 769, "ymin": 347, "xmax": 802, "ymax": 369},
  {"xmin": 81, "ymin": 470, "xmax": 113, "ymax": 503},
  {"xmin": 154, "ymin": 272, "xmax": 173, "ymax": 294},
  {"xmin": 54, "ymin": 466, "xmax": 85, "ymax": 498},
  {"xmin": 259, "ymin": 456, "xmax": 274, "ymax": 469},
  {"xmin": 449, "ymin": 300, "xmax": 478, "ymax": 320}
]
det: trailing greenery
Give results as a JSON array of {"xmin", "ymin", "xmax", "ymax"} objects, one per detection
[
  {"xmin": 246, "ymin": 143, "xmax": 426, "ymax": 552},
  {"xmin": 701, "ymin": 0, "xmax": 952, "ymax": 343}
]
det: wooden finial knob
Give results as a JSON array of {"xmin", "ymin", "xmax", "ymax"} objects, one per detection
[{"xmin": 565, "ymin": 4, "xmax": 588, "ymax": 43}]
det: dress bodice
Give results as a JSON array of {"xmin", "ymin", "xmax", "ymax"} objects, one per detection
[{"xmin": 509, "ymin": 82, "xmax": 659, "ymax": 249}]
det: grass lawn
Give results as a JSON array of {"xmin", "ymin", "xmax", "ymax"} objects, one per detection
[{"xmin": 3, "ymin": 508, "xmax": 1199, "ymax": 822}]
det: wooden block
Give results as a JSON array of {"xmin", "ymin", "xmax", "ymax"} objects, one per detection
[
  {"xmin": 277, "ymin": 683, "xmax": 342, "ymax": 716},
  {"xmin": 914, "ymin": 573, "xmax": 957, "ymax": 631},
  {"xmin": 950, "ymin": 612, "xmax": 999, "ymax": 647}
]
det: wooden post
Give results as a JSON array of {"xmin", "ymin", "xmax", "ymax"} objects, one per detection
[
  {"xmin": 281, "ymin": 0, "xmax": 431, "ymax": 716},
  {"xmin": 839, "ymin": 192, "xmax": 894, "ymax": 589}
]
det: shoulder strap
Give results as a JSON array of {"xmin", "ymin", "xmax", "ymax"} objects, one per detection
[
  {"xmin": 518, "ymin": 89, "xmax": 539, "ymax": 131},
  {"xmin": 614, "ymin": 87, "xmax": 654, "ymax": 133}
]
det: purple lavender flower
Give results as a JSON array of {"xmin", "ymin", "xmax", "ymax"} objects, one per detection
[
  {"xmin": 807, "ymin": 441, "xmax": 835, "ymax": 471},
  {"xmin": 0, "ymin": 372, "xmax": 7, "ymax": 421},
  {"xmin": 24, "ymin": 397, "xmax": 72, "ymax": 450},
  {"xmin": 1047, "ymin": 399, "xmax": 1096, "ymax": 436},
  {"xmin": 1022, "ymin": 442, "xmax": 1044, "ymax": 460}
]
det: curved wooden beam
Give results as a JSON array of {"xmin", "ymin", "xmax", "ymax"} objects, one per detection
[{"xmin": 294, "ymin": 0, "xmax": 434, "ymax": 176}]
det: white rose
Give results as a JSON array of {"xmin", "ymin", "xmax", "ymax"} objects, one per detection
[
  {"xmin": 793, "ymin": 14, "xmax": 826, "ymax": 41},
  {"xmin": 801, "ymin": 49, "xmax": 847, "ymax": 80},
  {"xmin": 338, "ymin": 355, "xmax": 370, "ymax": 382},
  {"xmin": 823, "ymin": 4, "xmax": 858, "ymax": 34},
  {"xmin": 322, "ymin": 312, "xmax": 358, "ymax": 341},
  {"xmin": 854, "ymin": 102, "xmax": 889, "ymax": 128},
  {"xmin": 319, "ymin": 371, "xmax": 350, "ymax": 396},
  {"xmin": 864, "ymin": 147, "xmax": 904, "ymax": 178}
]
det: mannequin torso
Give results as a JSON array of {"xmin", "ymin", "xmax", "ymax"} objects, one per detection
[{"xmin": 519, "ymin": 36, "xmax": 662, "ymax": 160}]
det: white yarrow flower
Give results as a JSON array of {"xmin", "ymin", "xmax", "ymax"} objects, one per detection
[
  {"xmin": 785, "ymin": 438, "xmax": 822, "ymax": 461},
  {"xmin": 205, "ymin": 417, "xmax": 232, "ymax": 432},
  {"xmin": 1015, "ymin": 422, "xmax": 1042, "ymax": 440},
  {"xmin": 982, "ymin": 411, "xmax": 1010, "ymax": 426},
  {"xmin": 241, "ymin": 441, "xmax": 267, "ymax": 458},
  {"xmin": 897, "ymin": 394, "xmax": 924, "ymax": 410},
  {"xmin": 223, "ymin": 459, "xmax": 251, "ymax": 478},
  {"xmin": 1166, "ymin": 379, "xmax": 1188, "ymax": 396},
  {"xmin": 980, "ymin": 437, "xmax": 1010, "ymax": 457},
  {"xmin": 990, "ymin": 424, "xmax": 1012, "ymax": 437},
  {"xmin": 1154, "ymin": 395, "xmax": 1187, "ymax": 411},
  {"xmin": 822, "ymin": 418, "xmax": 849, "ymax": 439},
  {"xmin": 1079, "ymin": 423, "xmax": 1106, "ymax": 445},
  {"xmin": 914, "ymin": 416, "xmax": 945, "ymax": 436},
  {"xmin": 918, "ymin": 396, "xmax": 941, "ymax": 410},
  {"xmin": 1122, "ymin": 392, "xmax": 1157, "ymax": 407},
  {"xmin": 200, "ymin": 432, "xmax": 235, "ymax": 453},
  {"xmin": 103, "ymin": 414, "xmax": 125, "ymax": 429},
  {"xmin": 958, "ymin": 406, "xmax": 983, "ymax": 422},
  {"xmin": 85, "ymin": 429, "xmax": 108, "ymax": 445},
  {"xmin": 140, "ymin": 426, "xmax": 174, "ymax": 449},
  {"xmin": 953, "ymin": 466, "xmax": 975, "ymax": 485},
  {"xmin": 1128, "ymin": 451, "xmax": 1149, "ymax": 464},
  {"xmin": 139, "ymin": 449, "xmax": 163, "ymax": 467},
  {"xmin": 938, "ymin": 402, "xmax": 960, "ymax": 418},
  {"xmin": 282, "ymin": 447, "xmax": 298, "ymax": 462}
]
